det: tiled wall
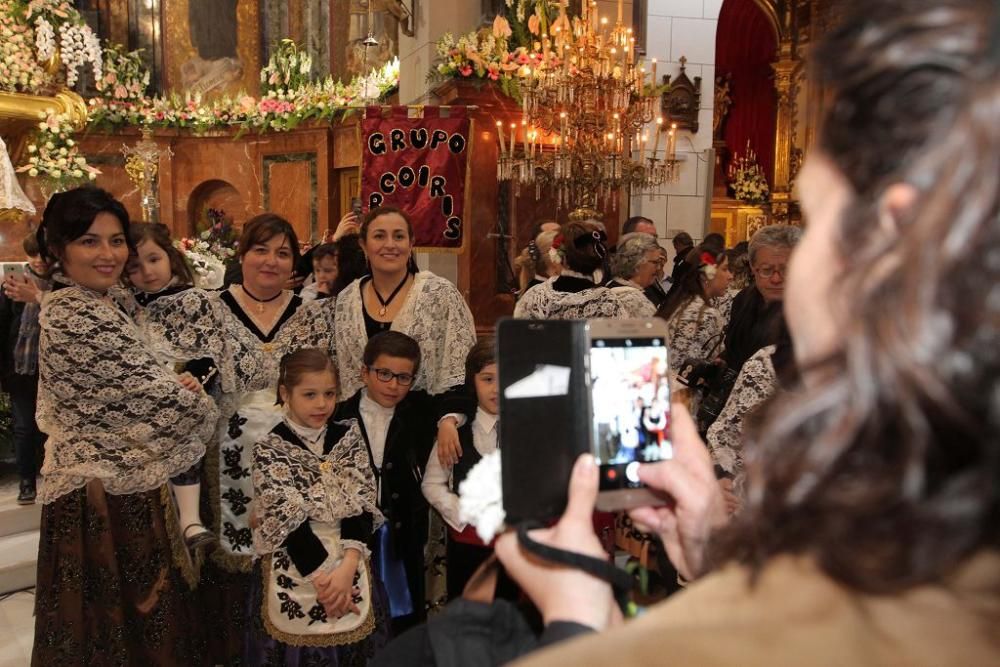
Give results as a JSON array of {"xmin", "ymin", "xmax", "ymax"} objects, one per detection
[{"xmin": 629, "ymin": 0, "xmax": 721, "ymax": 263}]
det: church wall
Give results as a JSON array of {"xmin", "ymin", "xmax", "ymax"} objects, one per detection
[{"xmin": 630, "ymin": 0, "xmax": 721, "ymax": 264}]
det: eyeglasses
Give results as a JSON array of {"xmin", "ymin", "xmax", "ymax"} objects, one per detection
[
  {"xmin": 754, "ymin": 265, "xmax": 787, "ymax": 279},
  {"xmin": 367, "ymin": 366, "xmax": 414, "ymax": 386}
]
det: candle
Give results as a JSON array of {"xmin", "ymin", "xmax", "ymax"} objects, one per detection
[
  {"xmin": 510, "ymin": 123, "xmax": 516, "ymax": 156},
  {"xmin": 669, "ymin": 123, "xmax": 677, "ymax": 158},
  {"xmin": 496, "ymin": 120, "xmax": 506, "ymax": 156},
  {"xmin": 617, "ymin": 0, "xmax": 623, "ymax": 23},
  {"xmin": 522, "ymin": 120, "xmax": 529, "ymax": 155},
  {"xmin": 651, "ymin": 58, "xmax": 657, "ymax": 89},
  {"xmin": 652, "ymin": 117, "xmax": 663, "ymax": 157}
]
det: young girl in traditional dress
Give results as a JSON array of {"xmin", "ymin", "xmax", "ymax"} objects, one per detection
[
  {"xmin": 31, "ymin": 187, "xmax": 218, "ymax": 666},
  {"xmin": 249, "ymin": 348, "xmax": 387, "ymax": 664},
  {"xmin": 126, "ymin": 222, "xmax": 217, "ymax": 551}
]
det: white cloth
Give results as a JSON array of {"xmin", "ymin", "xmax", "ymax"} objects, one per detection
[
  {"xmin": 0, "ymin": 137, "xmax": 34, "ymax": 214},
  {"xmin": 358, "ymin": 389, "xmax": 395, "ymax": 469},
  {"xmin": 283, "ymin": 415, "xmax": 328, "ymax": 456},
  {"xmin": 666, "ymin": 295, "xmax": 725, "ymax": 387},
  {"xmin": 422, "ymin": 408, "xmax": 499, "ymax": 531},
  {"xmin": 330, "ymin": 271, "xmax": 477, "ymax": 398}
]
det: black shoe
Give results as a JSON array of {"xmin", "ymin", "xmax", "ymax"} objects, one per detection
[{"xmin": 17, "ymin": 479, "xmax": 36, "ymax": 505}]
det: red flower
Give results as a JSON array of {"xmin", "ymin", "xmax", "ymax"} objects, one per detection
[
  {"xmin": 700, "ymin": 251, "xmax": 716, "ymax": 266},
  {"xmin": 552, "ymin": 234, "xmax": 564, "ymax": 250}
]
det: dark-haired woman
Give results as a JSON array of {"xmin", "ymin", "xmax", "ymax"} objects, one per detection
[
  {"xmin": 514, "ymin": 220, "xmax": 639, "ymax": 319},
  {"xmin": 31, "ymin": 187, "xmax": 218, "ymax": 666},
  {"xmin": 656, "ymin": 246, "xmax": 732, "ymax": 385},
  {"xmin": 494, "ymin": 1, "xmax": 1000, "ymax": 664},
  {"xmin": 324, "ymin": 206, "xmax": 476, "ymax": 616},
  {"xmin": 141, "ymin": 212, "xmax": 333, "ymax": 663},
  {"xmin": 329, "ymin": 206, "xmax": 475, "ymax": 399}
]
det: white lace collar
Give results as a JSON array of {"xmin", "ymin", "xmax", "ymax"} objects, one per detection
[{"xmin": 283, "ymin": 413, "xmax": 328, "ymax": 453}]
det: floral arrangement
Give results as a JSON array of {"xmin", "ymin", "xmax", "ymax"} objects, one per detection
[
  {"xmin": 175, "ymin": 208, "xmax": 238, "ymax": 289},
  {"xmin": 548, "ymin": 233, "xmax": 565, "ymax": 265},
  {"xmin": 728, "ymin": 144, "xmax": 770, "ymax": 204},
  {"xmin": 0, "ymin": 0, "xmax": 50, "ymax": 91},
  {"xmin": 94, "ymin": 43, "xmax": 149, "ymax": 102},
  {"xmin": 15, "ymin": 112, "xmax": 99, "ymax": 187},
  {"xmin": 431, "ymin": 1, "xmax": 567, "ymax": 99},
  {"xmin": 260, "ymin": 39, "xmax": 313, "ymax": 96},
  {"xmin": 0, "ymin": 0, "xmax": 104, "ymax": 92},
  {"xmin": 87, "ymin": 55, "xmax": 400, "ymax": 134}
]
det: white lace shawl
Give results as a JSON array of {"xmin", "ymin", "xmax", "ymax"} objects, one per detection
[
  {"xmin": 514, "ymin": 279, "xmax": 638, "ymax": 319},
  {"xmin": 613, "ymin": 286, "xmax": 657, "ymax": 318},
  {"xmin": 707, "ymin": 345, "xmax": 777, "ymax": 474},
  {"xmin": 141, "ymin": 289, "xmax": 336, "ymax": 414},
  {"xmin": 329, "ymin": 272, "xmax": 476, "ymax": 397},
  {"xmin": 666, "ymin": 295, "xmax": 725, "ymax": 367},
  {"xmin": 37, "ymin": 284, "xmax": 218, "ymax": 503},
  {"xmin": 252, "ymin": 419, "xmax": 383, "ymax": 555}
]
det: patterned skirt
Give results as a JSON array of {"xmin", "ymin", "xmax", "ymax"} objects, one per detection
[{"xmin": 32, "ymin": 480, "xmax": 208, "ymax": 667}]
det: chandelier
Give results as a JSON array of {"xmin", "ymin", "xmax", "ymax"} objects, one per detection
[{"xmin": 497, "ymin": 0, "xmax": 680, "ymax": 210}]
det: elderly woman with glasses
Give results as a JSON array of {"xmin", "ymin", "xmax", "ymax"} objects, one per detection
[{"xmin": 605, "ymin": 232, "xmax": 661, "ymax": 317}]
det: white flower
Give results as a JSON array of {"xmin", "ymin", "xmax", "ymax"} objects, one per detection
[
  {"xmin": 702, "ymin": 263, "xmax": 717, "ymax": 280},
  {"xmin": 458, "ymin": 450, "xmax": 506, "ymax": 543},
  {"xmin": 34, "ymin": 17, "xmax": 56, "ymax": 61},
  {"xmin": 28, "ymin": 168, "xmax": 38, "ymax": 177}
]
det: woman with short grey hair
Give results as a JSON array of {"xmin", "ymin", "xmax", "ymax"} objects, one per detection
[{"xmin": 606, "ymin": 232, "xmax": 661, "ymax": 316}]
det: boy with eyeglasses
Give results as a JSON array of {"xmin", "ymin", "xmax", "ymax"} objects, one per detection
[{"xmin": 333, "ymin": 330, "xmax": 439, "ymax": 636}]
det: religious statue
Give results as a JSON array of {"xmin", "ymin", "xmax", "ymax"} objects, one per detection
[{"xmin": 713, "ymin": 73, "xmax": 733, "ymax": 140}]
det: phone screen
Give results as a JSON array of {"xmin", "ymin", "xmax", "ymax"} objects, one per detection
[
  {"xmin": 589, "ymin": 336, "xmax": 671, "ymax": 491},
  {"xmin": 351, "ymin": 196, "xmax": 363, "ymax": 217}
]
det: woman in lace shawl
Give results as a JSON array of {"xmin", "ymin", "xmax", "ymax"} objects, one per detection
[
  {"xmin": 605, "ymin": 232, "xmax": 663, "ymax": 318},
  {"xmin": 655, "ymin": 246, "xmax": 732, "ymax": 387},
  {"xmin": 248, "ymin": 348, "xmax": 388, "ymax": 664},
  {"xmin": 140, "ymin": 213, "xmax": 334, "ymax": 664},
  {"xmin": 31, "ymin": 187, "xmax": 219, "ymax": 666},
  {"xmin": 323, "ymin": 206, "xmax": 476, "ymax": 614},
  {"xmin": 515, "ymin": 220, "xmax": 642, "ymax": 320},
  {"xmin": 327, "ymin": 206, "xmax": 475, "ymax": 400}
]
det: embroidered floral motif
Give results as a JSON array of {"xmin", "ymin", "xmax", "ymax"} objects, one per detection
[
  {"xmin": 276, "ymin": 574, "xmax": 297, "ymax": 590},
  {"xmin": 665, "ymin": 295, "xmax": 725, "ymax": 371},
  {"xmin": 222, "ymin": 445, "xmax": 250, "ymax": 480},
  {"xmin": 221, "ymin": 487, "xmax": 251, "ymax": 516},
  {"xmin": 223, "ymin": 522, "xmax": 252, "ymax": 551},
  {"xmin": 228, "ymin": 413, "xmax": 248, "ymax": 439},
  {"xmin": 307, "ymin": 603, "xmax": 328, "ymax": 626},
  {"xmin": 277, "ymin": 591, "xmax": 306, "ymax": 620}
]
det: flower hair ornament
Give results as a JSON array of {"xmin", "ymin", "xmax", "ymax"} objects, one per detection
[
  {"xmin": 548, "ymin": 233, "xmax": 565, "ymax": 265},
  {"xmin": 574, "ymin": 229, "xmax": 609, "ymax": 259},
  {"xmin": 699, "ymin": 251, "xmax": 718, "ymax": 281},
  {"xmin": 527, "ymin": 239, "xmax": 541, "ymax": 263}
]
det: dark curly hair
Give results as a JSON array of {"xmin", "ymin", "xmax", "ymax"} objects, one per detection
[{"xmin": 710, "ymin": 0, "xmax": 1000, "ymax": 594}]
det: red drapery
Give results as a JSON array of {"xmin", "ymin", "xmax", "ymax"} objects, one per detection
[{"xmin": 715, "ymin": 0, "xmax": 778, "ymax": 188}]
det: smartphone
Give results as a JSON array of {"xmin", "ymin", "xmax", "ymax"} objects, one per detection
[
  {"xmin": 350, "ymin": 196, "xmax": 363, "ymax": 219},
  {"xmin": 2, "ymin": 263, "xmax": 26, "ymax": 279},
  {"xmin": 587, "ymin": 318, "xmax": 672, "ymax": 511},
  {"xmin": 498, "ymin": 318, "xmax": 591, "ymax": 524}
]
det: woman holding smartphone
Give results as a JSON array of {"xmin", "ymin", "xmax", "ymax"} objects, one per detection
[{"xmin": 496, "ymin": 1, "xmax": 1000, "ymax": 663}]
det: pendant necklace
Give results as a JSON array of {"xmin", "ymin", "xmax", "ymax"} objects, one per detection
[
  {"xmin": 372, "ymin": 273, "xmax": 409, "ymax": 316},
  {"xmin": 241, "ymin": 284, "xmax": 283, "ymax": 314}
]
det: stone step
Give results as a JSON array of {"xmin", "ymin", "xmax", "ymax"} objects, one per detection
[
  {"xmin": 0, "ymin": 530, "xmax": 38, "ymax": 595},
  {"xmin": 0, "ymin": 500, "xmax": 41, "ymax": 540}
]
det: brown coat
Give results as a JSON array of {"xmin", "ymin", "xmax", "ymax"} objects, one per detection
[{"xmin": 515, "ymin": 552, "xmax": 1000, "ymax": 666}]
